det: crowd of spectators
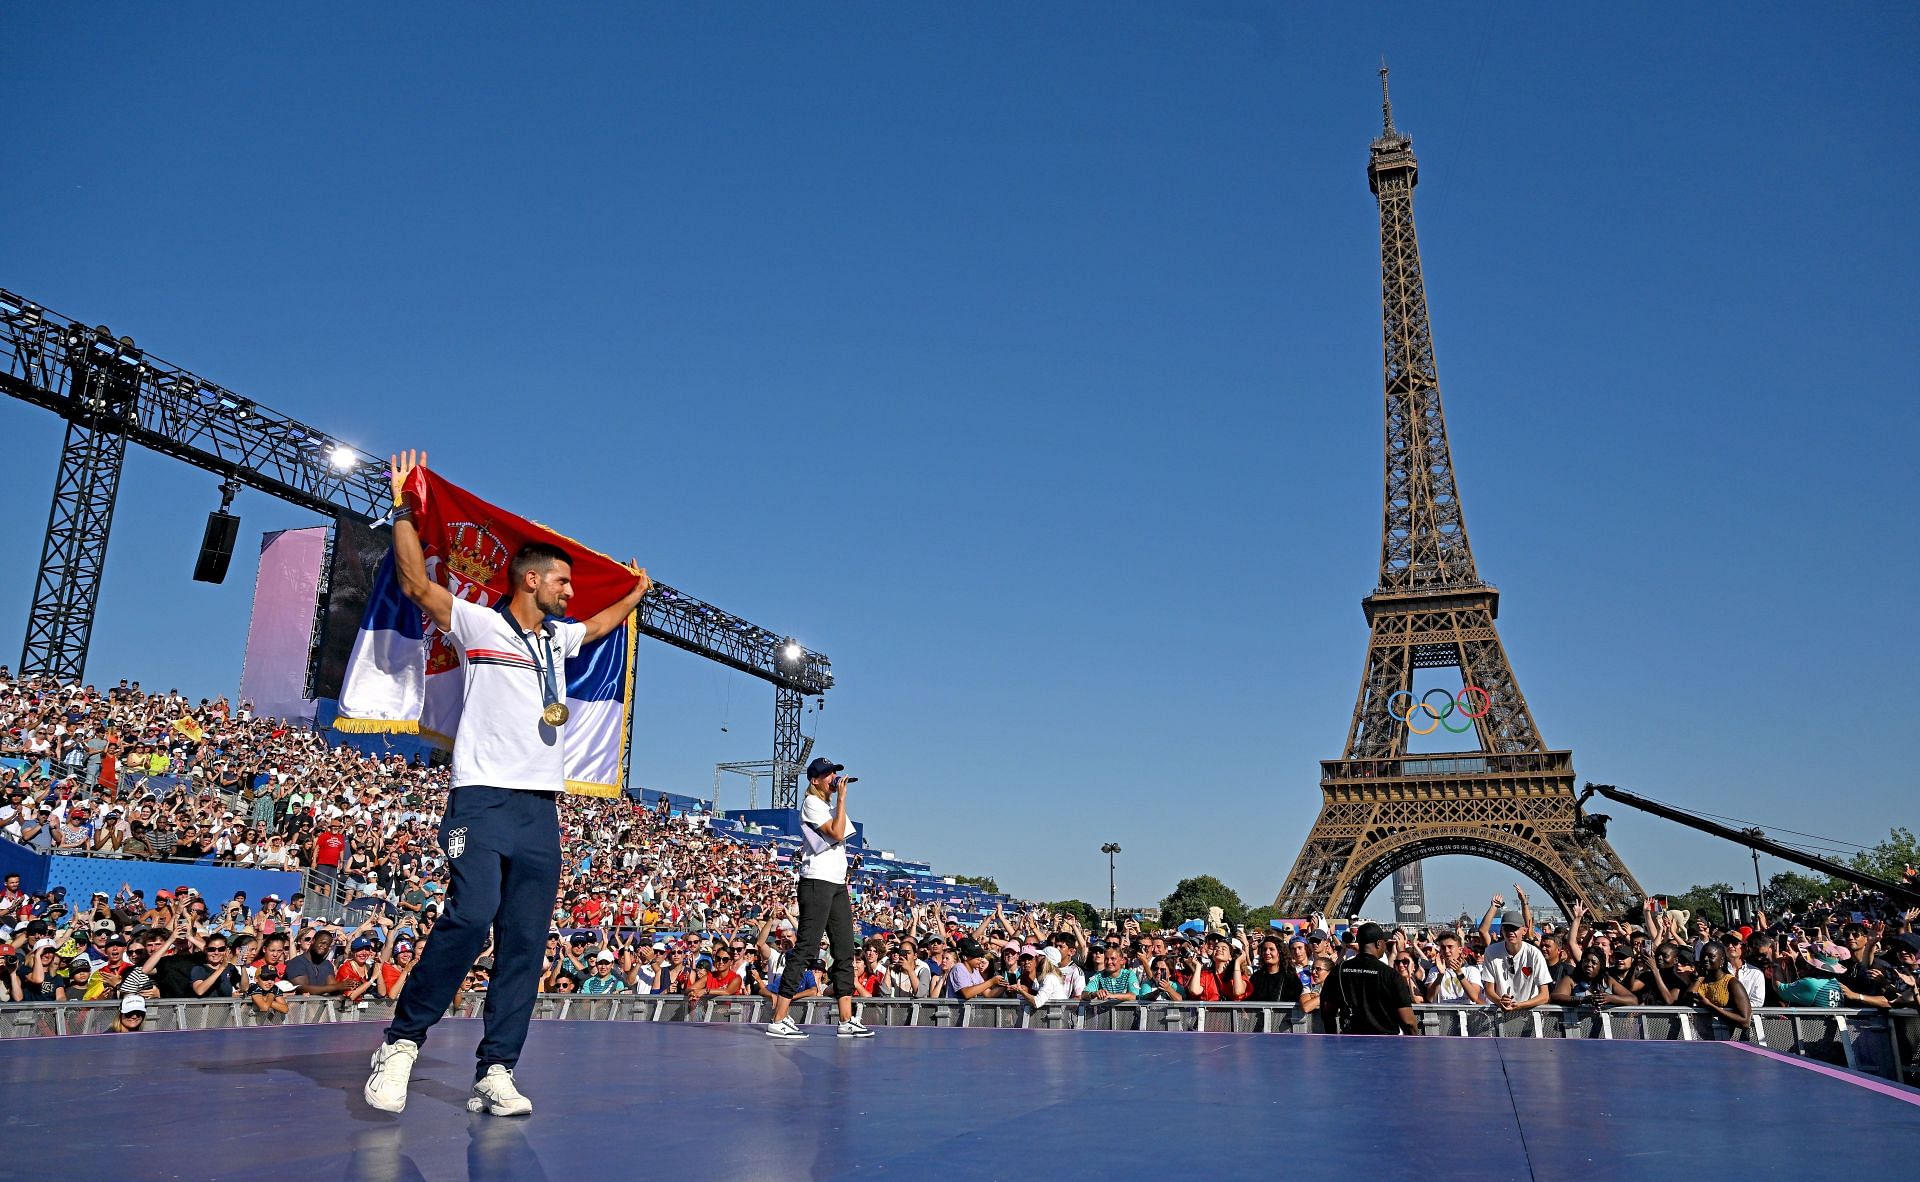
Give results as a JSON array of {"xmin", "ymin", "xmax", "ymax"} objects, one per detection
[{"xmin": 2, "ymin": 669, "xmax": 1916, "ymax": 1080}]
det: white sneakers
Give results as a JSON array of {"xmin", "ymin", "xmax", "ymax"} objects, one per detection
[
  {"xmin": 765, "ymin": 1016, "xmax": 875, "ymax": 1039},
  {"xmin": 467, "ymin": 1064, "xmax": 534, "ymax": 1116},
  {"xmin": 365, "ymin": 1042, "xmax": 532, "ymax": 1117},
  {"xmin": 363, "ymin": 1038, "xmax": 419, "ymax": 1113}
]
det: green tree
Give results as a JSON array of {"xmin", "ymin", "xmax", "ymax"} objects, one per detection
[
  {"xmin": 1848, "ymin": 826, "xmax": 1919, "ymax": 884},
  {"xmin": 1763, "ymin": 871, "xmax": 1830, "ymax": 913},
  {"xmin": 1044, "ymin": 899, "xmax": 1100, "ymax": 929},
  {"xmin": 1243, "ymin": 905, "xmax": 1281, "ymax": 933},
  {"xmin": 953, "ymin": 875, "xmax": 1000, "ymax": 895},
  {"xmin": 1158, "ymin": 875, "xmax": 1246, "ymax": 929},
  {"xmin": 1660, "ymin": 882, "xmax": 1736, "ymax": 929}
]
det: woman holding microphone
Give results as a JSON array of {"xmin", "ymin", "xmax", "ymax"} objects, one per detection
[{"xmin": 765, "ymin": 757, "xmax": 874, "ymax": 1039}]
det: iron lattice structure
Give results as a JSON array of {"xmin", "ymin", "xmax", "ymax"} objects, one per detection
[
  {"xmin": 1273, "ymin": 73, "xmax": 1643, "ymax": 920},
  {"xmin": 0, "ymin": 289, "xmax": 830, "ymax": 794}
]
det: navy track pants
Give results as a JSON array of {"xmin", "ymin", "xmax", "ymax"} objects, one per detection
[{"xmin": 385, "ymin": 786, "xmax": 561, "ymax": 1077}]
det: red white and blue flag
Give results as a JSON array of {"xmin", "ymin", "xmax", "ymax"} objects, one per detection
[{"xmin": 333, "ymin": 468, "xmax": 637, "ymax": 797}]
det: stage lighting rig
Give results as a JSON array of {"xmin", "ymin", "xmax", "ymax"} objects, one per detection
[{"xmin": 2, "ymin": 286, "xmax": 833, "ymax": 801}]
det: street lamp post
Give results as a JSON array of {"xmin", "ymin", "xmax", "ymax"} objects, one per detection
[{"xmin": 1101, "ymin": 842, "xmax": 1122, "ymax": 929}]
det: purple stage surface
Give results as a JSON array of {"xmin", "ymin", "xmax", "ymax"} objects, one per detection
[{"xmin": 2, "ymin": 1019, "xmax": 1916, "ymax": 1180}]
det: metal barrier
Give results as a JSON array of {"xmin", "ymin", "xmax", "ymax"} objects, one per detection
[{"xmin": 2, "ymin": 997, "xmax": 1907, "ymax": 1081}]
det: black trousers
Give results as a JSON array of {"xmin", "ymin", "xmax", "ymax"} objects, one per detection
[
  {"xmin": 386, "ymin": 786, "xmax": 561, "ymax": 1076},
  {"xmin": 778, "ymin": 877, "xmax": 856, "ymax": 1000}
]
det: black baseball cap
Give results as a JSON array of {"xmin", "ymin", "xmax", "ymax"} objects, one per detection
[
  {"xmin": 1354, "ymin": 922, "xmax": 1387, "ymax": 946},
  {"xmin": 804, "ymin": 758, "xmax": 844, "ymax": 780}
]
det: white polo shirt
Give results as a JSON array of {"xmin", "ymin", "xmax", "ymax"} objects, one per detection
[{"xmin": 444, "ymin": 596, "xmax": 584, "ymax": 793}]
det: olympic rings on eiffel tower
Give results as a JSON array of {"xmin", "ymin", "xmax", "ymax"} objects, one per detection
[{"xmin": 1386, "ymin": 686, "xmax": 1491, "ymax": 735}]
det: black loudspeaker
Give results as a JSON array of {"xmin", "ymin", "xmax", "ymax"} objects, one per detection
[{"xmin": 193, "ymin": 511, "xmax": 241, "ymax": 584}]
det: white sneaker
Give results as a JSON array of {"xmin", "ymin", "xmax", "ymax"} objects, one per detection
[
  {"xmin": 837, "ymin": 1020, "xmax": 875, "ymax": 1039},
  {"xmin": 364, "ymin": 1038, "xmax": 419, "ymax": 1113},
  {"xmin": 466, "ymin": 1064, "xmax": 533, "ymax": 1116},
  {"xmin": 764, "ymin": 1017, "xmax": 809, "ymax": 1039}
]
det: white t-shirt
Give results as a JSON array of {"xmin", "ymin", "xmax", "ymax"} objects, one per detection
[
  {"xmin": 1481, "ymin": 940, "xmax": 1551, "ymax": 1002},
  {"xmin": 445, "ymin": 596, "xmax": 585, "ymax": 793},
  {"xmin": 1426, "ymin": 962, "xmax": 1483, "ymax": 1003},
  {"xmin": 797, "ymin": 795, "xmax": 848, "ymax": 884}
]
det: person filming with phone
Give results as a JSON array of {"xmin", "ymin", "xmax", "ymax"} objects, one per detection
[{"xmin": 764, "ymin": 757, "xmax": 874, "ymax": 1040}]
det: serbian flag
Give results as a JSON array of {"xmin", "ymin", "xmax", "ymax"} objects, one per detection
[{"xmin": 332, "ymin": 469, "xmax": 638, "ymax": 797}]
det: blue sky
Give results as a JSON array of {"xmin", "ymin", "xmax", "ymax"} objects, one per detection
[{"xmin": 4, "ymin": 4, "xmax": 1915, "ymax": 914}]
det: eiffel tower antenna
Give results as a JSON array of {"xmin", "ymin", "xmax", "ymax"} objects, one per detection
[
  {"xmin": 1273, "ymin": 73, "xmax": 1643, "ymax": 920},
  {"xmin": 1379, "ymin": 58, "xmax": 1395, "ymax": 135}
]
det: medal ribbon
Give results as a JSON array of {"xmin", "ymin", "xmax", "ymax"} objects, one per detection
[{"xmin": 502, "ymin": 607, "xmax": 561, "ymax": 711}]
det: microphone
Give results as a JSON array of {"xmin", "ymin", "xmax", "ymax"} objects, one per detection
[{"xmin": 841, "ymin": 776, "xmax": 860, "ymax": 784}]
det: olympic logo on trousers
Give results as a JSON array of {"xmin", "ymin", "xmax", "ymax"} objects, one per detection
[{"xmin": 1388, "ymin": 686, "xmax": 1491, "ymax": 734}]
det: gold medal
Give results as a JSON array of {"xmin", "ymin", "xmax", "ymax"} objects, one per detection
[{"xmin": 542, "ymin": 701, "xmax": 570, "ymax": 727}]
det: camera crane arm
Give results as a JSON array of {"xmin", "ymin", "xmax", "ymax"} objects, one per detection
[{"xmin": 1576, "ymin": 783, "xmax": 1920, "ymax": 910}]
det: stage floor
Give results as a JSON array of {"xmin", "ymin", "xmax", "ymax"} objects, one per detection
[{"xmin": 3, "ymin": 1018, "xmax": 1915, "ymax": 1180}]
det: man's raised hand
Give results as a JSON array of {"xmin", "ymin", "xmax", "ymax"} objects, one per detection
[{"xmin": 389, "ymin": 450, "xmax": 427, "ymax": 505}]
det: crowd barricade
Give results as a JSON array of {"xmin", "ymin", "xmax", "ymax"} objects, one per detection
[{"xmin": 1, "ymin": 997, "xmax": 1906, "ymax": 1079}]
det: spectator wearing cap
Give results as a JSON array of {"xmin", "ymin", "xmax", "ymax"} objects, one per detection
[
  {"xmin": 111, "ymin": 994, "xmax": 146, "ymax": 1033},
  {"xmin": 1008, "ymin": 946, "xmax": 1072, "ymax": 1008},
  {"xmin": 1481, "ymin": 911, "xmax": 1551, "ymax": 1013},
  {"xmin": 628, "ymin": 943, "xmax": 667, "ymax": 995},
  {"xmin": 580, "ymin": 950, "xmax": 630, "ymax": 995},
  {"xmin": 546, "ymin": 933, "xmax": 594, "ymax": 991},
  {"xmin": 336, "ymin": 925, "xmax": 392, "ymax": 1004},
  {"xmin": 946, "ymin": 938, "xmax": 1008, "ymax": 1001},
  {"xmin": 381, "ymin": 939, "xmax": 419, "ymax": 1000},
  {"xmin": 20, "ymin": 938, "xmax": 67, "ymax": 1001},
  {"xmin": 1319, "ymin": 922, "xmax": 1418, "ymax": 1035},
  {"xmin": 53, "ymin": 801, "xmax": 94, "ymax": 850},
  {"xmin": 1724, "ymin": 936, "xmax": 1769, "ymax": 1010}
]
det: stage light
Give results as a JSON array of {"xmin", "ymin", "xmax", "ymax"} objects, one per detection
[
  {"xmin": 782, "ymin": 642, "xmax": 803, "ymax": 663},
  {"xmin": 328, "ymin": 445, "xmax": 358, "ymax": 471}
]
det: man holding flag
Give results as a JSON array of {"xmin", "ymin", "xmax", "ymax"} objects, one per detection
[{"xmin": 364, "ymin": 450, "xmax": 649, "ymax": 1117}]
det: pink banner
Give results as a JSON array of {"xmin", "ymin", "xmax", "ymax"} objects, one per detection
[{"xmin": 238, "ymin": 526, "xmax": 328, "ymax": 723}]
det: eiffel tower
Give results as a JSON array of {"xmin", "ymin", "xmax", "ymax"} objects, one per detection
[{"xmin": 1273, "ymin": 71, "xmax": 1643, "ymax": 920}]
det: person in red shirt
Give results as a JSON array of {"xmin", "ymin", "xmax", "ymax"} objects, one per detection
[
  {"xmin": 1187, "ymin": 932, "xmax": 1250, "ymax": 1001},
  {"xmin": 700, "ymin": 950, "xmax": 745, "ymax": 996},
  {"xmin": 567, "ymin": 895, "xmax": 594, "ymax": 927},
  {"xmin": 337, "ymin": 936, "xmax": 383, "ymax": 1003},
  {"xmin": 380, "ymin": 941, "xmax": 417, "ymax": 999},
  {"xmin": 576, "ymin": 895, "xmax": 605, "ymax": 927},
  {"xmin": 852, "ymin": 941, "xmax": 886, "ymax": 997},
  {"xmin": 313, "ymin": 823, "xmax": 347, "ymax": 897}
]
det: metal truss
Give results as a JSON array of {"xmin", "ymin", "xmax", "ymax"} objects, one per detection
[{"xmin": 1, "ymin": 288, "xmax": 832, "ymax": 761}]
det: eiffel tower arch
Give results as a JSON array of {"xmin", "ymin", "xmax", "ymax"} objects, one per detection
[{"xmin": 1273, "ymin": 70, "xmax": 1643, "ymax": 920}]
